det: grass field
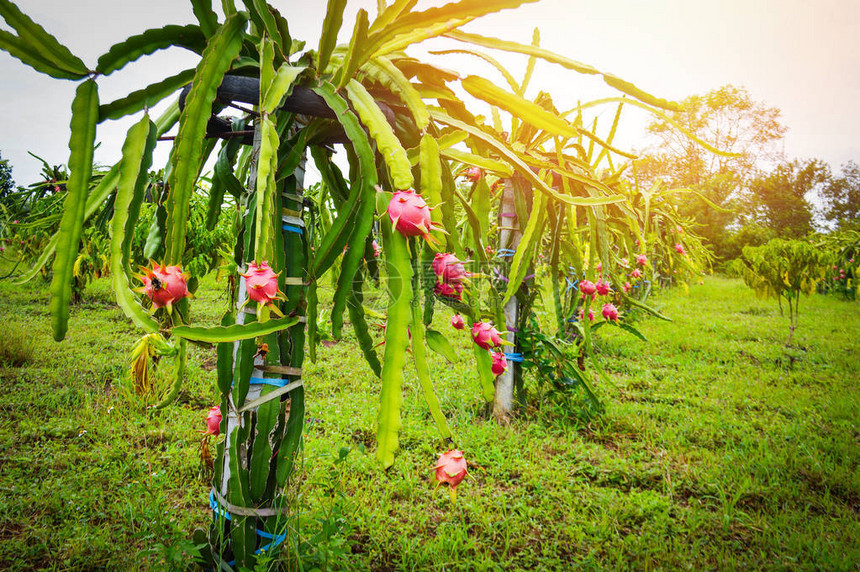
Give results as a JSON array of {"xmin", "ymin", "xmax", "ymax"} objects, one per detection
[{"xmin": 0, "ymin": 270, "xmax": 858, "ymax": 571}]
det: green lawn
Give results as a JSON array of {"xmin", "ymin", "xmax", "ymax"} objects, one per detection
[{"xmin": 0, "ymin": 271, "xmax": 858, "ymax": 570}]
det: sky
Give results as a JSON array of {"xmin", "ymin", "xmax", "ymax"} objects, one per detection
[{"xmin": 1, "ymin": 0, "xmax": 859, "ymax": 185}]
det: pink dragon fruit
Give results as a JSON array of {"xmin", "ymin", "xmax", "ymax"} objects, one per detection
[
  {"xmin": 579, "ymin": 280, "xmax": 597, "ymax": 297},
  {"xmin": 472, "ymin": 322, "xmax": 503, "ymax": 349},
  {"xmin": 434, "ymin": 281, "xmax": 463, "ymax": 300},
  {"xmin": 623, "ymin": 282, "xmax": 632, "ymax": 293},
  {"xmin": 630, "ymin": 269, "xmax": 643, "ymax": 279},
  {"xmin": 387, "ymin": 189, "xmax": 434, "ymax": 239},
  {"xmin": 595, "ymin": 279, "xmax": 611, "ymax": 296},
  {"xmin": 432, "ymin": 253, "xmax": 468, "ymax": 284},
  {"xmin": 434, "ymin": 449, "xmax": 469, "ymax": 499},
  {"xmin": 579, "ymin": 308, "xmax": 595, "ymax": 322},
  {"xmin": 636, "ymin": 254, "xmax": 647, "ymax": 267},
  {"xmin": 674, "ymin": 243, "xmax": 686, "ymax": 255},
  {"xmin": 240, "ymin": 261, "xmax": 284, "ymax": 308},
  {"xmin": 461, "ymin": 167, "xmax": 483, "ymax": 182},
  {"xmin": 451, "ymin": 314, "xmax": 465, "ymax": 330},
  {"xmin": 595, "ymin": 262, "xmax": 603, "ymax": 272},
  {"xmin": 491, "ymin": 351, "xmax": 508, "ymax": 376},
  {"xmin": 203, "ymin": 406, "xmax": 222, "ymax": 436},
  {"xmin": 135, "ymin": 262, "xmax": 190, "ymax": 311},
  {"xmin": 602, "ymin": 303, "xmax": 619, "ymax": 322},
  {"xmin": 372, "ymin": 239, "xmax": 382, "ymax": 258}
]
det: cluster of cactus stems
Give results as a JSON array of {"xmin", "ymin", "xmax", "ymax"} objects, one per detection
[{"xmin": 0, "ymin": 0, "xmax": 721, "ymax": 566}]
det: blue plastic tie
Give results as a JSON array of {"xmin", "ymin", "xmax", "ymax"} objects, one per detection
[
  {"xmin": 282, "ymin": 224, "xmax": 303, "ymax": 235},
  {"xmin": 231, "ymin": 376, "xmax": 291, "ymax": 388},
  {"xmin": 566, "ymin": 278, "xmax": 579, "ymax": 292},
  {"xmin": 504, "ymin": 352, "xmax": 524, "ymax": 362},
  {"xmin": 248, "ymin": 376, "xmax": 290, "ymax": 387},
  {"xmin": 496, "ymin": 248, "xmax": 516, "ymax": 258}
]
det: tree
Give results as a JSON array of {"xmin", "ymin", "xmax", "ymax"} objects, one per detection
[
  {"xmin": 635, "ymin": 85, "xmax": 787, "ymax": 259},
  {"xmin": 0, "ymin": 151, "xmax": 14, "ymax": 203},
  {"xmin": 820, "ymin": 161, "xmax": 860, "ymax": 230},
  {"xmin": 748, "ymin": 159, "xmax": 829, "ymax": 238},
  {"xmin": 735, "ymin": 238, "xmax": 827, "ymax": 345}
]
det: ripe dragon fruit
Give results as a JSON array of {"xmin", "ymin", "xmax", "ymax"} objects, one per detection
[
  {"xmin": 372, "ymin": 239, "xmax": 382, "ymax": 258},
  {"xmin": 432, "ymin": 253, "xmax": 468, "ymax": 284},
  {"xmin": 595, "ymin": 279, "xmax": 611, "ymax": 296},
  {"xmin": 434, "ymin": 281, "xmax": 463, "ymax": 300},
  {"xmin": 387, "ymin": 189, "xmax": 434, "ymax": 240},
  {"xmin": 602, "ymin": 303, "xmax": 619, "ymax": 322},
  {"xmin": 579, "ymin": 308, "xmax": 595, "ymax": 322},
  {"xmin": 135, "ymin": 262, "xmax": 190, "ymax": 311},
  {"xmin": 630, "ymin": 269, "xmax": 643, "ymax": 279},
  {"xmin": 434, "ymin": 450, "xmax": 469, "ymax": 500},
  {"xmin": 491, "ymin": 351, "xmax": 508, "ymax": 376},
  {"xmin": 472, "ymin": 322, "xmax": 503, "ymax": 349},
  {"xmin": 203, "ymin": 405, "xmax": 222, "ymax": 436},
  {"xmin": 579, "ymin": 280, "xmax": 597, "ymax": 297},
  {"xmin": 240, "ymin": 261, "xmax": 285, "ymax": 310},
  {"xmin": 451, "ymin": 314, "xmax": 465, "ymax": 330},
  {"xmin": 674, "ymin": 243, "xmax": 686, "ymax": 255},
  {"xmin": 623, "ymin": 281, "xmax": 632, "ymax": 293},
  {"xmin": 461, "ymin": 166, "xmax": 483, "ymax": 182},
  {"xmin": 636, "ymin": 254, "xmax": 647, "ymax": 267}
]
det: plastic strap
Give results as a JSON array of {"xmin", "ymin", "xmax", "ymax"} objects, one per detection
[
  {"xmin": 237, "ymin": 380, "xmax": 303, "ymax": 413},
  {"xmin": 259, "ymin": 365, "xmax": 302, "ymax": 376},
  {"xmin": 282, "ymin": 277, "xmax": 306, "ymax": 286},
  {"xmin": 210, "ymin": 489, "xmax": 290, "ymax": 518},
  {"xmin": 281, "ymin": 207, "xmax": 302, "ymax": 218},
  {"xmin": 500, "ymin": 212, "xmax": 516, "ymax": 218},
  {"xmin": 240, "ymin": 307, "xmax": 308, "ymax": 323},
  {"xmin": 496, "ymin": 248, "xmax": 516, "ymax": 258},
  {"xmin": 281, "ymin": 215, "xmax": 304, "ymax": 227},
  {"xmin": 282, "ymin": 224, "xmax": 303, "ymax": 235},
  {"xmin": 506, "ymin": 326, "xmax": 518, "ymax": 333},
  {"xmin": 281, "ymin": 192, "xmax": 303, "ymax": 202},
  {"xmin": 504, "ymin": 352, "xmax": 524, "ymax": 362},
  {"xmin": 247, "ymin": 376, "xmax": 292, "ymax": 387},
  {"xmin": 523, "ymin": 273, "xmax": 535, "ymax": 281}
]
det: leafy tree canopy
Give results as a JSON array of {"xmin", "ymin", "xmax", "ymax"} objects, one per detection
[
  {"xmin": 0, "ymin": 151, "xmax": 15, "ymax": 202},
  {"xmin": 820, "ymin": 161, "xmax": 860, "ymax": 230},
  {"xmin": 747, "ymin": 159, "xmax": 829, "ymax": 239},
  {"xmin": 634, "ymin": 85, "xmax": 787, "ymax": 260}
]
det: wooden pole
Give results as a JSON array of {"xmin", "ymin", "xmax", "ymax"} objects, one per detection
[{"xmin": 493, "ymin": 179, "xmax": 523, "ymax": 422}]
